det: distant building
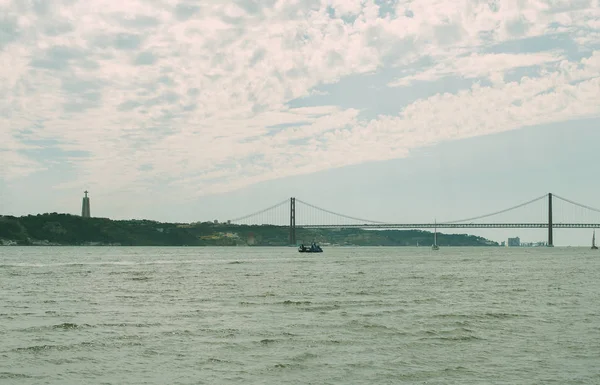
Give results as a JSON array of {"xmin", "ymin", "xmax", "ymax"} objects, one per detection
[
  {"xmin": 81, "ymin": 191, "xmax": 91, "ymax": 218},
  {"xmin": 500, "ymin": 241, "xmax": 506, "ymax": 247},
  {"xmin": 507, "ymin": 237, "xmax": 520, "ymax": 247}
]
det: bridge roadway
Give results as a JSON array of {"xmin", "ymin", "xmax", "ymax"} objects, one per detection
[{"xmin": 297, "ymin": 223, "xmax": 600, "ymax": 229}]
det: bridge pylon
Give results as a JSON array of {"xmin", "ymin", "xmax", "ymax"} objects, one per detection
[
  {"xmin": 548, "ymin": 193, "xmax": 553, "ymax": 247},
  {"xmin": 289, "ymin": 197, "xmax": 296, "ymax": 245}
]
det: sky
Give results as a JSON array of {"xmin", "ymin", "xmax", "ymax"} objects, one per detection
[{"xmin": 1, "ymin": 0, "xmax": 599, "ymax": 245}]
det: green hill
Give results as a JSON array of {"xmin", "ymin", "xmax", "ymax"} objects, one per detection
[{"xmin": 0, "ymin": 213, "xmax": 498, "ymax": 247}]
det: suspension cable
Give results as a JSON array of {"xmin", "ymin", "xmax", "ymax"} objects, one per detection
[
  {"xmin": 553, "ymin": 194, "xmax": 600, "ymax": 214},
  {"xmin": 228, "ymin": 193, "xmax": 584, "ymax": 226},
  {"xmin": 229, "ymin": 199, "xmax": 290, "ymax": 222},
  {"xmin": 442, "ymin": 194, "xmax": 548, "ymax": 224},
  {"xmin": 295, "ymin": 198, "xmax": 386, "ymax": 224}
]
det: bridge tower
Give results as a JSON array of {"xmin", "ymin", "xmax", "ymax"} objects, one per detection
[
  {"xmin": 548, "ymin": 193, "xmax": 553, "ymax": 247},
  {"xmin": 289, "ymin": 197, "xmax": 296, "ymax": 245}
]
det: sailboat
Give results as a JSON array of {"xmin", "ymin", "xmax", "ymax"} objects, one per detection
[
  {"xmin": 592, "ymin": 230, "xmax": 598, "ymax": 250},
  {"xmin": 432, "ymin": 220, "xmax": 440, "ymax": 250}
]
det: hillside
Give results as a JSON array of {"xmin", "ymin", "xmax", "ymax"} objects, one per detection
[{"xmin": 0, "ymin": 213, "xmax": 499, "ymax": 247}]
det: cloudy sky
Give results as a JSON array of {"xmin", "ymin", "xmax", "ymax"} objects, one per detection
[{"xmin": 1, "ymin": 0, "xmax": 599, "ymax": 245}]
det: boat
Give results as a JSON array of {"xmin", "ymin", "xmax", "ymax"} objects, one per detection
[
  {"xmin": 432, "ymin": 220, "xmax": 440, "ymax": 250},
  {"xmin": 298, "ymin": 242, "xmax": 323, "ymax": 253},
  {"xmin": 592, "ymin": 230, "xmax": 598, "ymax": 250}
]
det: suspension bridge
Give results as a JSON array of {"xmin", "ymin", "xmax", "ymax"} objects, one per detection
[{"xmin": 227, "ymin": 193, "xmax": 600, "ymax": 246}]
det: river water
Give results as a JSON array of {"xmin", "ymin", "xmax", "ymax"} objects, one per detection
[{"xmin": 1, "ymin": 246, "xmax": 599, "ymax": 384}]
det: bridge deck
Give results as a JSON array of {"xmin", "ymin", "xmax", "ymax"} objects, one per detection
[{"xmin": 298, "ymin": 223, "xmax": 600, "ymax": 229}]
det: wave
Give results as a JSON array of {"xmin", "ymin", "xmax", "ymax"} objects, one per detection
[
  {"xmin": 280, "ymin": 300, "xmax": 312, "ymax": 305},
  {"xmin": 0, "ymin": 372, "xmax": 41, "ymax": 379}
]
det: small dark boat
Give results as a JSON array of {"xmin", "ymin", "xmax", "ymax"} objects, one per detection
[{"xmin": 298, "ymin": 242, "xmax": 323, "ymax": 253}]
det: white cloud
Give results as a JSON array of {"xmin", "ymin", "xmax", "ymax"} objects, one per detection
[{"xmin": 1, "ymin": 0, "xmax": 599, "ymax": 210}]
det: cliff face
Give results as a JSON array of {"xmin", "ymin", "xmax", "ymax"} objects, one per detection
[{"xmin": 0, "ymin": 213, "xmax": 498, "ymax": 247}]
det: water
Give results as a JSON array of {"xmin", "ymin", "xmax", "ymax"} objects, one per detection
[{"xmin": 1, "ymin": 246, "xmax": 599, "ymax": 384}]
